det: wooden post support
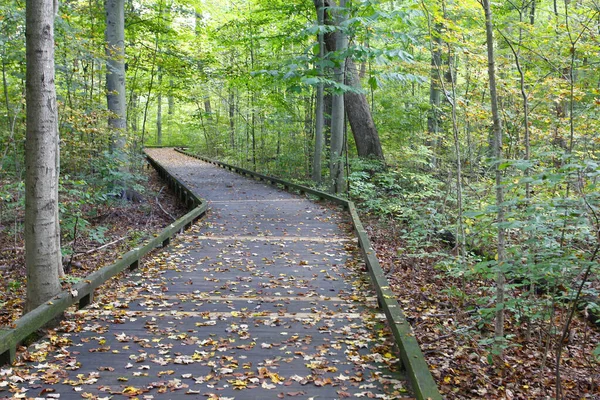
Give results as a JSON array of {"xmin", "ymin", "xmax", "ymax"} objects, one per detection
[
  {"xmin": 0, "ymin": 345, "xmax": 15, "ymax": 366},
  {"xmin": 129, "ymin": 260, "xmax": 139, "ymax": 271},
  {"xmin": 79, "ymin": 293, "xmax": 94, "ymax": 309},
  {"xmin": 162, "ymin": 238, "xmax": 170, "ymax": 247}
]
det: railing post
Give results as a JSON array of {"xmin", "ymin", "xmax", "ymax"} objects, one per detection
[
  {"xmin": 129, "ymin": 260, "xmax": 139, "ymax": 271},
  {"xmin": 0, "ymin": 344, "xmax": 15, "ymax": 366}
]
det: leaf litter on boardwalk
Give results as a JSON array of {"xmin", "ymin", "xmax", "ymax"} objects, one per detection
[{"xmin": 1, "ymin": 215, "xmax": 409, "ymax": 399}]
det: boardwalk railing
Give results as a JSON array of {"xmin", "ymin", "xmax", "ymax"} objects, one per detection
[
  {"xmin": 0, "ymin": 152, "xmax": 207, "ymax": 366},
  {"xmin": 175, "ymin": 148, "xmax": 442, "ymax": 400}
]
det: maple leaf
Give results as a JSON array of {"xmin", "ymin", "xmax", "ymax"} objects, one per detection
[{"xmin": 122, "ymin": 386, "xmax": 143, "ymax": 396}]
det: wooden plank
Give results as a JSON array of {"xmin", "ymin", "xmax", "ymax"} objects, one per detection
[{"xmin": 190, "ymin": 235, "xmax": 353, "ymax": 243}]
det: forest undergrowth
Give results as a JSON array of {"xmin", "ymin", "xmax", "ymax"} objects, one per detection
[
  {"xmin": 367, "ymin": 217, "xmax": 600, "ymax": 399},
  {"xmin": 347, "ymin": 159, "xmax": 600, "ymax": 399},
  {"xmin": 0, "ymin": 166, "xmax": 186, "ymax": 328}
]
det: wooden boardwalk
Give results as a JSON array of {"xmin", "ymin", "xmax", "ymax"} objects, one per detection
[{"xmin": 1, "ymin": 148, "xmax": 410, "ymax": 400}]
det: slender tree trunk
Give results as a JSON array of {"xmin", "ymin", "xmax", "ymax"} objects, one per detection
[
  {"xmin": 105, "ymin": 0, "xmax": 126, "ymax": 152},
  {"xmin": 204, "ymin": 97, "xmax": 212, "ymax": 120},
  {"xmin": 324, "ymin": 93, "xmax": 332, "ymax": 148},
  {"xmin": 312, "ymin": 0, "xmax": 325, "ymax": 183},
  {"xmin": 156, "ymin": 67, "xmax": 162, "ymax": 145},
  {"xmin": 168, "ymin": 79, "xmax": 174, "ymax": 115},
  {"xmin": 25, "ymin": 0, "xmax": 62, "ymax": 311},
  {"xmin": 229, "ymin": 87, "xmax": 235, "ymax": 149},
  {"xmin": 482, "ymin": 0, "xmax": 507, "ymax": 350},
  {"xmin": 141, "ymin": 32, "xmax": 159, "ymax": 146},
  {"xmin": 427, "ymin": 18, "xmax": 442, "ymax": 169},
  {"xmin": 248, "ymin": 18, "xmax": 257, "ymax": 170},
  {"xmin": 2, "ymin": 58, "xmax": 11, "ymax": 132},
  {"xmin": 196, "ymin": 101, "xmax": 210, "ymax": 153},
  {"xmin": 330, "ymin": 0, "xmax": 347, "ymax": 193},
  {"xmin": 251, "ymin": 96, "xmax": 256, "ymax": 170},
  {"xmin": 131, "ymin": 92, "xmax": 138, "ymax": 133}
]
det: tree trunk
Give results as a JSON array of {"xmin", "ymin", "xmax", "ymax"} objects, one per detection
[
  {"xmin": 25, "ymin": 0, "xmax": 62, "ymax": 312},
  {"xmin": 314, "ymin": 0, "xmax": 384, "ymax": 160},
  {"xmin": 324, "ymin": 93, "xmax": 332, "ymax": 148},
  {"xmin": 229, "ymin": 87, "xmax": 235, "ymax": 149},
  {"xmin": 427, "ymin": 19, "xmax": 442, "ymax": 169},
  {"xmin": 131, "ymin": 92, "xmax": 138, "ymax": 132},
  {"xmin": 312, "ymin": 0, "xmax": 325, "ymax": 184},
  {"xmin": 482, "ymin": 0, "xmax": 507, "ymax": 350},
  {"xmin": 168, "ymin": 79, "xmax": 174, "ymax": 115},
  {"xmin": 344, "ymin": 59, "xmax": 384, "ymax": 160},
  {"xmin": 330, "ymin": 0, "xmax": 347, "ymax": 194},
  {"xmin": 204, "ymin": 97, "xmax": 212, "ymax": 120},
  {"xmin": 157, "ymin": 67, "xmax": 162, "ymax": 145},
  {"xmin": 318, "ymin": 0, "xmax": 384, "ymax": 161},
  {"xmin": 105, "ymin": 0, "xmax": 126, "ymax": 151}
]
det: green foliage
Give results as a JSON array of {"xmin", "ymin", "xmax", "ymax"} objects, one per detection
[
  {"xmin": 7, "ymin": 280, "xmax": 21, "ymax": 292},
  {"xmin": 89, "ymin": 151, "xmax": 146, "ymax": 195},
  {"xmin": 348, "ymin": 157, "xmax": 447, "ymax": 251},
  {"xmin": 61, "ymin": 275, "xmax": 82, "ymax": 284}
]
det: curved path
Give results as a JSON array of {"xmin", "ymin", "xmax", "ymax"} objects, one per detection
[{"xmin": 1, "ymin": 149, "xmax": 410, "ymax": 400}]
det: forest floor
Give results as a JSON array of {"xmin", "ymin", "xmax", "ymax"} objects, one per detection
[
  {"xmin": 0, "ymin": 167, "xmax": 187, "ymax": 328},
  {"xmin": 365, "ymin": 217, "xmax": 600, "ymax": 399}
]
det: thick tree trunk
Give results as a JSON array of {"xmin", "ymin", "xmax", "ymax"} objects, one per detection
[
  {"xmin": 318, "ymin": 0, "xmax": 384, "ymax": 161},
  {"xmin": 312, "ymin": 0, "xmax": 325, "ymax": 184},
  {"xmin": 329, "ymin": 0, "xmax": 347, "ymax": 193},
  {"xmin": 105, "ymin": 0, "xmax": 126, "ymax": 151},
  {"xmin": 344, "ymin": 59, "xmax": 384, "ymax": 159},
  {"xmin": 25, "ymin": 0, "xmax": 62, "ymax": 312}
]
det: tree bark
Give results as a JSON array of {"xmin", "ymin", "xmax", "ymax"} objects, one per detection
[
  {"xmin": 329, "ymin": 0, "xmax": 347, "ymax": 193},
  {"xmin": 427, "ymin": 18, "xmax": 442, "ymax": 168},
  {"xmin": 318, "ymin": 0, "xmax": 384, "ymax": 161},
  {"xmin": 168, "ymin": 79, "xmax": 174, "ymax": 115},
  {"xmin": 324, "ymin": 93, "xmax": 332, "ymax": 148},
  {"xmin": 157, "ymin": 67, "xmax": 162, "ymax": 145},
  {"xmin": 25, "ymin": 0, "xmax": 62, "ymax": 312},
  {"xmin": 344, "ymin": 59, "xmax": 384, "ymax": 159},
  {"xmin": 312, "ymin": 0, "xmax": 325, "ymax": 184},
  {"xmin": 204, "ymin": 97, "xmax": 212, "ymax": 120},
  {"xmin": 105, "ymin": 0, "xmax": 126, "ymax": 151},
  {"xmin": 482, "ymin": 0, "xmax": 507, "ymax": 349},
  {"xmin": 229, "ymin": 87, "xmax": 235, "ymax": 149}
]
